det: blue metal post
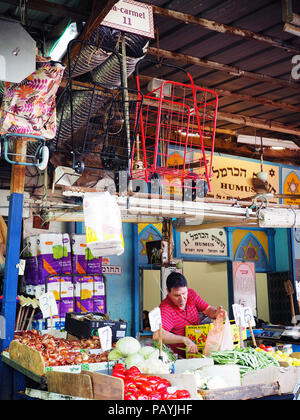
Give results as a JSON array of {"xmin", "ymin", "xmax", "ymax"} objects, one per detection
[
  {"xmin": 0, "ymin": 193, "xmax": 24, "ymax": 399},
  {"xmin": 132, "ymin": 223, "xmax": 140, "ymax": 337}
]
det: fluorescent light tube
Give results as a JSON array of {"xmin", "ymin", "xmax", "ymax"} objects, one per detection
[
  {"xmin": 237, "ymin": 135, "xmax": 299, "ymax": 150},
  {"xmin": 50, "ymin": 22, "xmax": 78, "ymax": 61}
]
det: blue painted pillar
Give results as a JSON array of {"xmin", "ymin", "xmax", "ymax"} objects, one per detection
[
  {"xmin": 0, "ymin": 193, "xmax": 24, "ymax": 399},
  {"xmin": 132, "ymin": 223, "xmax": 139, "ymax": 337},
  {"xmin": 0, "ymin": 193, "xmax": 24, "ymax": 351}
]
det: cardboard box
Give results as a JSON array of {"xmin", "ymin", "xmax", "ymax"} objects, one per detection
[{"xmin": 185, "ymin": 321, "xmax": 247, "ymax": 358}]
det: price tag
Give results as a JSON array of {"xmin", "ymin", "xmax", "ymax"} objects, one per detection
[
  {"xmin": 38, "ymin": 292, "xmax": 58, "ymax": 319},
  {"xmin": 232, "ymin": 304, "xmax": 255, "ymax": 328},
  {"xmin": 98, "ymin": 326, "xmax": 112, "ymax": 352},
  {"xmin": 149, "ymin": 307, "xmax": 162, "ymax": 332}
]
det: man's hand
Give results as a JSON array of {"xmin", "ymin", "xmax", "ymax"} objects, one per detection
[
  {"xmin": 182, "ymin": 336, "xmax": 198, "ymax": 353},
  {"xmin": 216, "ymin": 306, "xmax": 226, "ymax": 319}
]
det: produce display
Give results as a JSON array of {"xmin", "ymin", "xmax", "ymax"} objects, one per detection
[
  {"xmin": 255, "ymin": 345, "xmax": 300, "ymax": 366},
  {"xmin": 13, "ymin": 330, "xmax": 109, "ymax": 366},
  {"xmin": 112, "ymin": 363, "xmax": 190, "ymax": 400},
  {"xmin": 210, "ymin": 347, "xmax": 280, "ymax": 376},
  {"xmin": 108, "ymin": 337, "xmax": 176, "ymax": 374}
]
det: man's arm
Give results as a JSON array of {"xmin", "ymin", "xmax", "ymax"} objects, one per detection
[
  {"xmin": 152, "ymin": 328, "xmax": 198, "ymax": 353},
  {"xmin": 203, "ymin": 305, "xmax": 226, "ymax": 319}
]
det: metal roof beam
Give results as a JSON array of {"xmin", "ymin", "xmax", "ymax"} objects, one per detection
[{"xmin": 152, "ymin": 4, "xmax": 300, "ymax": 55}]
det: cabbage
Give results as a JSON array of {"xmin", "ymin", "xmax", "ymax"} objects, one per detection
[
  {"xmin": 108, "ymin": 348, "xmax": 123, "ymax": 361},
  {"xmin": 124, "ymin": 353, "xmax": 145, "ymax": 370},
  {"xmin": 148, "ymin": 349, "xmax": 169, "ymax": 364},
  {"xmin": 115, "ymin": 336, "xmax": 141, "ymax": 356},
  {"xmin": 143, "ymin": 358, "xmax": 170, "ymax": 374},
  {"xmin": 138, "ymin": 346, "xmax": 155, "ymax": 359}
]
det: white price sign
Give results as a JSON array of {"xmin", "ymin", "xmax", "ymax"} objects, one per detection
[
  {"xmin": 232, "ymin": 304, "xmax": 255, "ymax": 328},
  {"xmin": 98, "ymin": 326, "xmax": 112, "ymax": 352},
  {"xmin": 149, "ymin": 307, "xmax": 162, "ymax": 332},
  {"xmin": 38, "ymin": 292, "xmax": 58, "ymax": 319}
]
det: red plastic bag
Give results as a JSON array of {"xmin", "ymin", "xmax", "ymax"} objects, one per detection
[{"xmin": 204, "ymin": 313, "xmax": 234, "ymax": 356}]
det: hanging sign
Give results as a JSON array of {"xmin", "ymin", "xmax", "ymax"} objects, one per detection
[
  {"xmin": 149, "ymin": 307, "xmax": 162, "ymax": 332},
  {"xmin": 38, "ymin": 291, "xmax": 58, "ymax": 319},
  {"xmin": 180, "ymin": 228, "xmax": 227, "ymax": 256},
  {"xmin": 101, "ymin": 0, "xmax": 154, "ymax": 38},
  {"xmin": 232, "ymin": 304, "xmax": 255, "ymax": 328},
  {"xmin": 233, "ymin": 261, "xmax": 257, "ymax": 317},
  {"xmin": 98, "ymin": 326, "xmax": 112, "ymax": 352}
]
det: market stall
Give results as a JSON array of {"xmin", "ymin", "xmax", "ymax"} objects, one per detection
[
  {"xmin": 1, "ymin": 0, "xmax": 300, "ymax": 404},
  {"xmin": 1, "ymin": 309, "xmax": 299, "ymax": 400}
]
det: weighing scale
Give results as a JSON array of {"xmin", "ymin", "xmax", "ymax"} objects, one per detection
[{"xmin": 256, "ymin": 325, "xmax": 300, "ymax": 345}]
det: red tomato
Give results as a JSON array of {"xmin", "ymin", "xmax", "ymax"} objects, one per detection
[
  {"xmin": 164, "ymin": 392, "xmax": 178, "ymax": 400},
  {"xmin": 139, "ymin": 384, "xmax": 154, "ymax": 395},
  {"xmin": 175, "ymin": 389, "xmax": 190, "ymax": 399},
  {"xmin": 112, "ymin": 371, "xmax": 125, "ymax": 380},
  {"xmin": 126, "ymin": 366, "xmax": 141, "ymax": 375},
  {"xmin": 113, "ymin": 363, "xmax": 125, "ymax": 371},
  {"xmin": 159, "ymin": 378, "xmax": 171, "ymax": 387},
  {"xmin": 137, "ymin": 393, "xmax": 149, "ymax": 400},
  {"xmin": 146, "ymin": 376, "xmax": 161, "ymax": 384},
  {"xmin": 124, "ymin": 392, "xmax": 137, "ymax": 400},
  {"xmin": 154, "ymin": 382, "xmax": 168, "ymax": 393},
  {"xmin": 124, "ymin": 380, "xmax": 138, "ymax": 392},
  {"xmin": 148, "ymin": 391, "xmax": 162, "ymax": 400}
]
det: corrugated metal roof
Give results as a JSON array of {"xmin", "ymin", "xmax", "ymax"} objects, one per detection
[{"xmin": 0, "ymin": 0, "xmax": 299, "ymax": 168}]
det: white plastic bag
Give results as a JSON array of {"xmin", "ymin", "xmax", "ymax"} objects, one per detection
[
  {"xmin": 204, "ymin": 314, "xmax": 234, "ymax": 356},
  {"xmin": 83, "ymin": 191, "xmax": 124, "ymax": 257}
]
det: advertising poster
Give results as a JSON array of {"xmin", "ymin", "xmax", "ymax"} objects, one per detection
[{"xmin": 233, "ymin": 261, "xmax": 257, "ymax": 317}]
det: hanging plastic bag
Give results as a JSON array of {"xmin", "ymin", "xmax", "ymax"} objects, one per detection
[
  {"xmin": 83, "ymin": 191, "xmax": 124, "ymax": 257},
  {"xmin": 204, "ymin": 313, "xmax": 234, "ymax": 356}
]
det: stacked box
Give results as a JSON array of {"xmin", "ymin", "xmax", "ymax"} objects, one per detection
[
  {"xmin": 37, "ymin": 233, "xmax": 72, "ymax": 284},
  {"xmin": 185, "ymin": 321, "xmax": 247, "ymax": 359},
  {"xmin": 71, "ymin": 234, "xmax": 104, "ymax": 314},
  {"xmin": 71, "ymin": 234, "xmax": 102, "ymax": 278}
]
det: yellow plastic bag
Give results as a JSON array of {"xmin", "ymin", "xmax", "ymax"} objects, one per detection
[{"xmin": 204, "ymin": 313, "xmax": 234, "ymax": 356}]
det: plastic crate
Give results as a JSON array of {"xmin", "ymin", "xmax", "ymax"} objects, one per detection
[{"xmin": 65, "ymin": 312, "xmax": 127, "ymax": 341}]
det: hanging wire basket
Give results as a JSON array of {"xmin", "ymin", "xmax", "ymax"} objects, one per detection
[{"xmin": 131, "ymin": 61, "xmax": 218, "ymax": 195}]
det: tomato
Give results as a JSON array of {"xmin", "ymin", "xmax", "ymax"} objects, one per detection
[
  {"xmin": 164, "ymin": 392, "xmax": 178, "ymax": 400},
  {"xmin": 112, "ymin": 371, "xmax": 125, "ymax": 380},
  {"xmin": 159, "ymin": 378, "xmax": 171, "ymax": 387},
  {"xmin": 124, "ymin": 380, "xmax": 138, "ymax": 392},
  {"xmin": 124, "ymin": 391, "xmax": 138, "ymax": 400},
  {"xmin": 137, "ymin": 393, "xmax": 149, "ymax": 400},
  {"xmin": 126, "ymin": 366, "xmax": 141, "ymax": 375},
  {"xmin": 139, "ymin": 384, "xmax": 154, "ymax": 395},
  {"xmin": 175, "ymin": 389, "xmax": 190, "ymax": 399},
  {"xmin": 154, "ymin": 382, "xmax": 168, "ymax": 393},
  {"xmin": 146, "ymin": 376, "xmax": 161, "ymax": 384},
  {"xmin": 113, "ymin": 363, "xmax": 125, "ymax": 371},
  {"xmin": 259, "ymin": 344, "xmax": 266, "ymax": 350},
  {"xmin": 148, "ymin": 391, "xmax": 162, "ymax": 400}
]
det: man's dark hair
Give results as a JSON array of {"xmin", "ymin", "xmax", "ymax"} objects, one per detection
[{"xmin": 166, "ymin": 272, "xmax": 187, "ymax": 292}]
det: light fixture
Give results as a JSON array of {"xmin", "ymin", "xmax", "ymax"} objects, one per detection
[
  {"xmin": 53, "ymin": 166, "xmax": 81, "ymax": 188},
  {"xmin": 49, "ymin": 22, "xmax": 79, "ymax": 61},
  {"xmin": 258, "ymin": 207, "xmax": 300, "ymax": 228},
  {"xmin": 237, "ymin": 134, "xmax": 299, "ymax": 150},
  {"xmin": 284, "ymin": 22, "xmax": 300, "ymax": 37}
]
